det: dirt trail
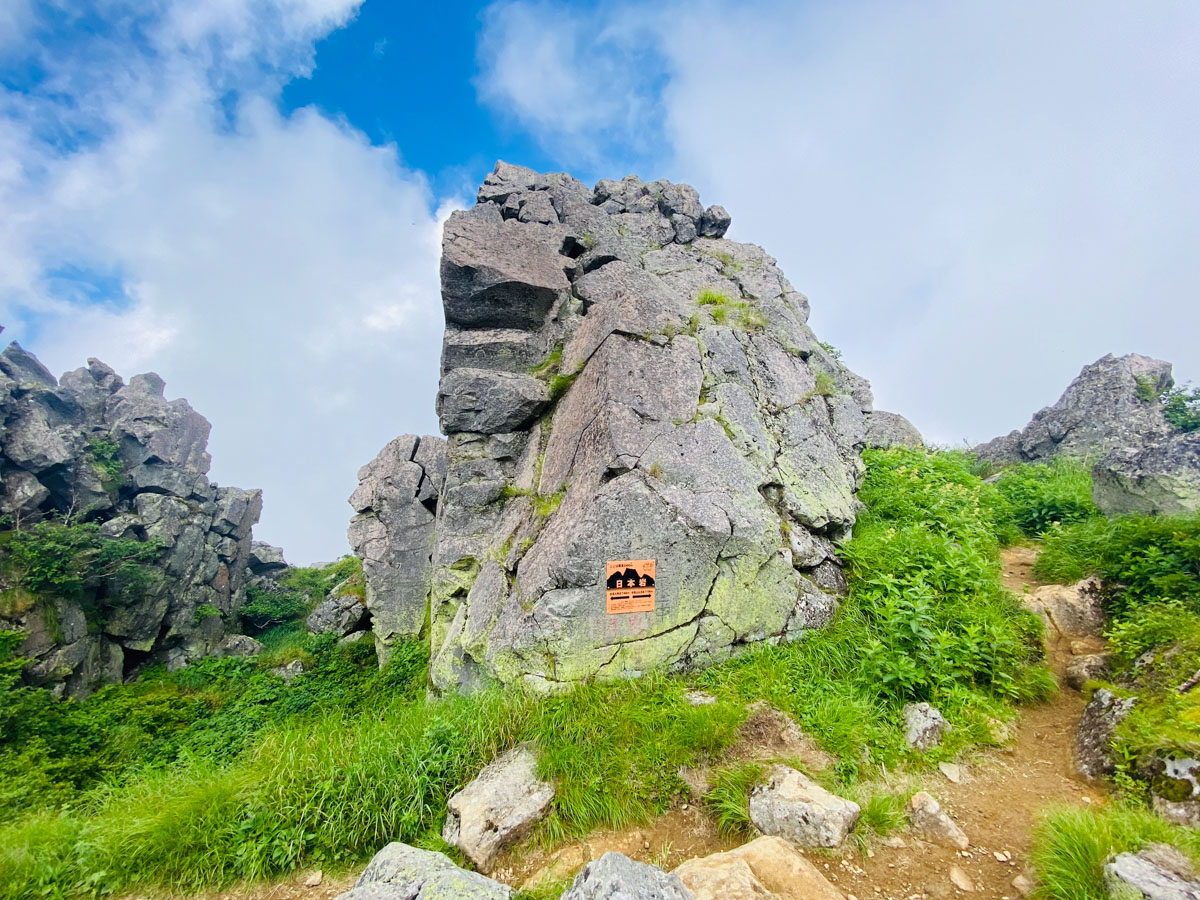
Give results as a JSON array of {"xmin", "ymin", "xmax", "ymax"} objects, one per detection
[{"xmin": 820, "ymin": 546, "xmax": 1107, "ymax": 899}]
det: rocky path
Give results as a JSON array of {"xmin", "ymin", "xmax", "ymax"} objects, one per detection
[{"xmin": 821, "ymin": 547, "xmax": 1108, "ymax": 899}]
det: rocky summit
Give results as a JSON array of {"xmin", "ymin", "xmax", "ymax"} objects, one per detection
[
  {"xmin": 351, "ymin": 162, "xmax": 891, "ymax": 692},
  {"xmin": 974, "ymin": 353, "xmax": 1174, "ymax": 466},
  {"xmin": 0, "ymin": 341, "xmax": 261, "ymax": 696}
]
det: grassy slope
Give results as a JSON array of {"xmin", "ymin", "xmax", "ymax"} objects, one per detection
[{"xmin": 0, "ymin": 449, "xmax": 1054, "ymax": 899}]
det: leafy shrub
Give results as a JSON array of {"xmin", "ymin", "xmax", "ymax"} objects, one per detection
[
  {"xmin": 85, "ymin": 438, "xmax": 124, "ymax": 495},
  {"xmin": 1137, "ymin": 375, "xmax": 1200, "ymax": 433},
  {"xmin": 1162, "ymin": 384, "xmax": 1200, "ymax": 433},
  {"xmin": 1106, "ymin": 599, "xmax": 1196, "ymax": 665},
  {"xmin": 239, "ymin": 584, "xmax": 308, "ymax": 631},
  {"xmin": 1, "ymin": 522, "xmax": 159, "ymax": 604},
  {"xmin": 841, "ymin": 449, "xmax": 1046, "ymax": 703},
  {"xmin": 993, "ymin": 458, "xmax": 1099, "ymax": 536}
]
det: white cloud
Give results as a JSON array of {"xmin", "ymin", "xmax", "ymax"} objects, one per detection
[
  {"xmin": 478, "ymin": 0, "xmax": 1200, "ymax": 447},
  {"xmin": 0, "ymin": 0, "xmax": 453, "ymax": 564}
]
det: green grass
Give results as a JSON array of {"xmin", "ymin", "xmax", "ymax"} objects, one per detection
[
  {"xmin": 993, "ymin": 457, "xmax": 1099, "ymax": 537},
  {"xmin": 0, "ymin": 447, "xmax": 1054, "ymax": 898},
  {"xmin": 1031, "ymin": 804, "xmax": 1200, "ymax": 899},
  {"xmin": 1034, "ymin": 513, "xmax": 1200, "ymax": 613},
  {"xmin": 703, "ymin": 762, "xmax": 763, "ymax": 837}
]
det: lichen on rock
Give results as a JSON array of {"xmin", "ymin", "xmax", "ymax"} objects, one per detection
[{"xmin": 352, "ymin": 162, "xmax": 880, "ymax": 691}]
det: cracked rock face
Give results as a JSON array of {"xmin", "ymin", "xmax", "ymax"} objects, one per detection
[
  {"xmin": 0, "ymin": 343, "xmax": 261, "ymax": 697},
  {"xmin": 974, "ymin": 353, "xmax": 1175, "ymax": 466},
  {"xmin": 353, "ymin": 162, "xmax": 875, "ymax": 692}
]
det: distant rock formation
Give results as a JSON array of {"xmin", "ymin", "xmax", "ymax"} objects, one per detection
[
  {"xmin": 0, "ymin": 341, "xmax": 261, "ymax": 696},
  {"xmin": 974, "ymin": 353, "xmax": 1174, "ymax": 466},
  {"xmin": 974, "ymin": 351, "xmax": 1200, "ymax": 517},
  {"xmin": 352, "ymin": 162, "xmax": 879, "ymax": 691}
]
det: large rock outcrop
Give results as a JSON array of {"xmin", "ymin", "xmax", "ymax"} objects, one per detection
[
  {"xmin": 1093, "ymin": 431, "xmax": 1200, "ymax": 517},
  {"xmin": 974, "ymin": 354, "xmax": 1174, "ymax": 466},
  {"xmin": 352, "ymin": 162, "xmax": 877, "ymax": 691},
  {"xmin": 0, "ymin": 342, "xmax": 261, "ymax": 696}
]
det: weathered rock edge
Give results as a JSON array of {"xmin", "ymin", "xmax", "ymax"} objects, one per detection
[
  {"xmin": 352, "ymin": 162, "xmax": 886, "ymax": 693},
  {"xmin": 0, "ymin": 342, "xmax": 261, "ymax": 696}
]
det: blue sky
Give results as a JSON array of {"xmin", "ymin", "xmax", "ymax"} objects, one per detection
[{"xmin": 1, "ymin": 1, "xmax": 1198, "ymax": 562}]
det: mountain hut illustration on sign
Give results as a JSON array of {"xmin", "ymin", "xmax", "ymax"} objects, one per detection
[{"xmin": 605, "ymin": 559, "xmax": 656, "ymax": 614}]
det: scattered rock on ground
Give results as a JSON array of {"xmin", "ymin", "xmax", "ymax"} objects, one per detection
[
  {"xmin": 906, "ymin": 791, "xmax": 969, "ymax": 850},
  {"xmin": 1066, "ymin": 653, "xmax": 1112, "ymax": 691},
  {"xmin": 903, "ymin": 702, "xmax": 949, "ymax": 751},
  {"xmin": 748, "ymin": 764, "xmax": 861, "ymax": 848},
  {"xmin": 443, "ymin": 745, "xmax": 555, "ymax": 873},
  {"xmin": 685, "ymin": 690, "xmax": 717, "ymax": 706},
  {"xmin": 1076, "ymin": 688, "xmax": 1138, "ymax": 780},
  {"xmin": 1011, "ymin": 873, "xmax": 1035, "ymax": 896},
  {"xmin": 1104, "ymin": 843, "xmax": 1200, "ymax": 899},
  {"xmin": 1024, "ymin": 581, "xmax": 1106, "ymax": 639},
  {"xmin": 336, "ymin": 842, "xmax": 512, "ymax": 900},
  {"xmin": 949, "ymin": 865, "xmax": 976, "ymax": 892},
  {"xmin": 560, "ymin": 852, "xmax": 693, "ymax": 900},
  {"xmin": 270, "ymin": 659, "xmax": 306, "ymax": 683},
  {"xmin": 672, "ymin": 835, "xmax": 845, "ymax": 899},
  {"xmin": 938, "ymin": 762, "xmax": 965, "ymax": 783}
]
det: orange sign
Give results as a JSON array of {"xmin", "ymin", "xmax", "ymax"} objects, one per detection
[{"xmin": 606, "ymin": 559, "xmax": 656, "ymax": 614}]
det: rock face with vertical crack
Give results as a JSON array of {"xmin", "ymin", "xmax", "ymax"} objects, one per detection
[
  {"xmin": 352, "ymin": 162, "xmax": 877, "ymax": 692},
  {"xmin": 0, "ymin": 342, "xmax": 262, "ymax": 697}
]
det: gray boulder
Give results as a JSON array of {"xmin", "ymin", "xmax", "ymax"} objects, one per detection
[
  {"xmin": 1076, "ymin": 688, "xmax": 1137, "ymax": 780},
  {"xmin": 747, "ymin": 764, "xmax": 860, "ymax": 848},
  {"xmin": 337, "ymin": 842, "xmax": 512, "ymax": 900},
  {"xmin": 906, "ymin": 791, "xmax": 969, "ymax": 849},
  {"xmin": 975, "ymin": 353, "xmax": 1175, "ymax": 466},
  {"xmin": 442, "ymin": 744, "xmax": 554, "ymax": 873},
  {"xmin": 1065, "ymin": 653, "xmax": 1111, "ymax": 691},
  {"xmin": 1094, "ymin": 431, "xmax": 1200, "ymax": 517},
  {"xmin": 354, "ymin": 162, "xmax": 875, "ymax": 694},
  {"xmin": 903, "ymin": 702, "xmax": 949, "ymax": 751},
  {"xmin": 215, "ymin": 634, "xmax": 263, "ymax": 658},
  {"xmin": 248, "ymin": 541, "xmax": 288, "ymax": 576},
  {"xmin": 307, "ymin": 587, "xmax": 368, "ymax": 636},
  {"xmin": 864, "ymin": 410, "xmax": 924, "ymax": 450},
  {"xmin": 1104, "ymin": 844, "xmax": 1200, "ymax": 899},
  {"xmin": 561, "ymin": 853, "xmax": 693, "ymax": 900}
]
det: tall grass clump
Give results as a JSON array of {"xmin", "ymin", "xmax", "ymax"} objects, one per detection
[
  {"xmin": 993, "ymin": 458, "xmax": 1099, "ymax": 536},
  {"xmin": 1032, "ymin": 804, "xmax": 1200, "ymax": 899},
  {"xmin": 1035, "ymin": 513, "xmax": 1200, "ymax": 613}
]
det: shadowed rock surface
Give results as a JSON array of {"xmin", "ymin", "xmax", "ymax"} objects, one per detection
[
  {"xmin": 353, "ymin": 162, "xmax": 878, "ymax": 692},
  {"xmin": 0, "ymin": 342, "xmax": 261, "ymax": 697},
  {"xmin": 974, "ymin": 353, "xmax": 1174, "ymax": 466}
]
